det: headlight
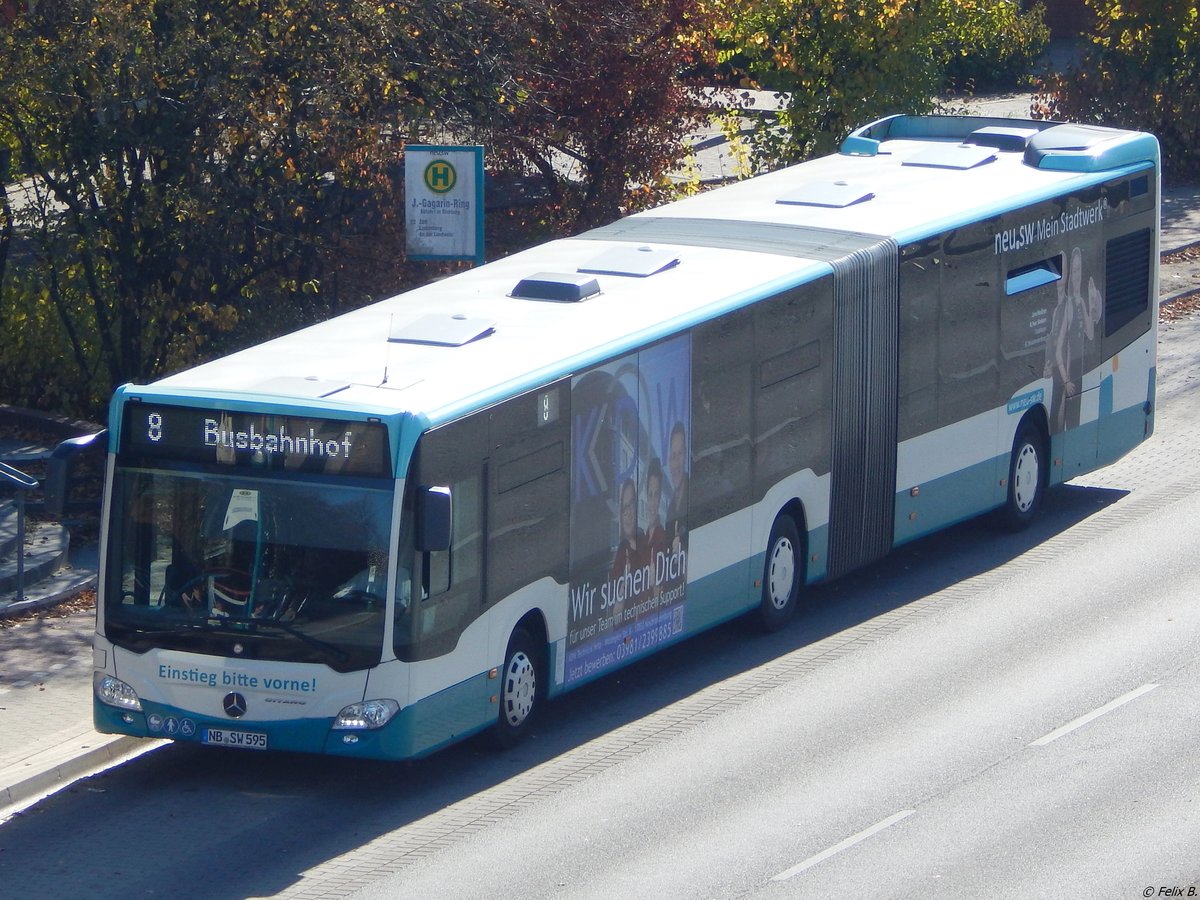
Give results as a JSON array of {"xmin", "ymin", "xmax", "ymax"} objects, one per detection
[
  {"xmin": 332, "ymin": 699, "xmax": 399, "ymax": 730},
  {"xmin": 94, "ymin": 673, "xmax": 143, "ymax": 711}
]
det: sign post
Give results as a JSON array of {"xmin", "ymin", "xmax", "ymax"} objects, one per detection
[{"xmin": 404, "ymin": 145, "xmax": 485, "ymax": 265}]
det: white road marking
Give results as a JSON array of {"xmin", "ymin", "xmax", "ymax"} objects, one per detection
[
  {"xmin": 1028, "ymin": 683, "xmax": 1160, "ymax": 747},
  {"xmin": 771, "ymin": 809, "xmax": 916, "ymax": 882}
]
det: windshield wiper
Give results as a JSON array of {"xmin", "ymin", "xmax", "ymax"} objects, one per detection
[
  {"xmin": 245, "ymin": 619, "xmax": 350, "ymax": 662},
  {"xmin": 116, "ymin": 620, "xmax": 211, "ymax": 638},
  {"xmin": 116, "ymin": 617, "xmax": 348, "ymax": 662}
]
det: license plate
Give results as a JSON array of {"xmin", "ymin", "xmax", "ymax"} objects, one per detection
[{"xmin": 203, "ymin": 728, "xmax": 268, "ymax": 750}]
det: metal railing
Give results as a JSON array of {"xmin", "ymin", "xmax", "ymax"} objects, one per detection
[{"xmin": 1, "ymin": 460, "xmax": 40, "ymax": 603}]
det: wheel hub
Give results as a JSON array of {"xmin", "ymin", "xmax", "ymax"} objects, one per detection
[
  {"xmin": 767, "ymin": 537, "xmax": 795, "ymax": 611},
  {"xmin": 1013, "ymin": 442, "xmax": 1040, "ymax": 513},
  {"xmin": 503, "ymin": 651, "xmax": 536, "ymax": 726}
]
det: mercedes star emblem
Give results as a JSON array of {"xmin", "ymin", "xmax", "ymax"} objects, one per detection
[{"xmin": 223, "ymin": 692, "xmax": 247, "ymax": 718}]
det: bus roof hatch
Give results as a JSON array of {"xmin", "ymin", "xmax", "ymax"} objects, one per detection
[
  {"xmin": 578, "ymin": 245, "xmax": 680, "ymax": 278},
  {"xmin": 389, "ymin": 314, "xmax": 496, "ymax": 346},
  {"xmin": 776, "ymin": 181, "xmax": 875, "ymax": 208},
  {"xmin": 903, "ymin": 143, "xmax": 998, "ymax": 170}
]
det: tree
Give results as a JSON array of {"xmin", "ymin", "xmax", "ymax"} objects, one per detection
[
  {"xmin": 939, "ymin": 0, "xmax": 1048, "ymax": 94},
  {"xmin": 0, "ymin": 0, "xmax": 499, "ymax": 416},
  {"xmin": 0, "ymin": 144, "xmax": 11, "ymax": 298},
  {"xmin": 1034, "ymin": 0, "xmax": 1200, "ymax": 183},
  {"xmin": 481, "ymin": 0, "xmax": 714, "ymax": 232},
  {"xmin": 707, "ymin": 0, "xmax": 1050, "ymax": 170},
  {"xmin": 707, "ymin": 0, "xmax": 945, "ymax": 167}
]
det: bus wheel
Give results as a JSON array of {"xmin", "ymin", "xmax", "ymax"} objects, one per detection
[
  {"xmin": 759, "ymin": 514, "xmax": 802, "ymax": 632},
  {"xmin": 492, "ymin": 627, "xmax": 542, "ymax": 749},
  {"xmin": 997, "ymin": 421, "xmax": 1047, "ymax": 531}
]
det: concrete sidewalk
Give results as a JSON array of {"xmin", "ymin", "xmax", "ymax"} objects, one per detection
[
  {"xmin": 1, "ymin": 148, "xmax": 1198, "ymax": 824},
  {"xmin": 0, "ymin": 606, "xmax": 159, "ymax": 817},
  {"xmin": 1, "ymin": 439, "xmax": 157, "ymax": 817}
]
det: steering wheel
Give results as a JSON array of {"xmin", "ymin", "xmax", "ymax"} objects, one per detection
[
  {"xmin": 331, "ymin": 588, "xmax": 385, "ymax": 610},
  {"xmin": 170, "ymin": 567, "xmax": 252, "ymax": 611}
]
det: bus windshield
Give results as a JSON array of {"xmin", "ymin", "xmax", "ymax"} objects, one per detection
[{"xmin": 104, "ymin": 468, "xmax": 392, "ymax": 672}]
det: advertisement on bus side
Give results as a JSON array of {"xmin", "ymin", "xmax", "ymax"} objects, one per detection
[{"xmin": 566, "ymin": 335, "xmax": 691, "ymax": 684}]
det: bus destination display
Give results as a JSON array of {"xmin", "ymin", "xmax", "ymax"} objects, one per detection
[{"xmin": 121, "ymin": 403, "xmax": 391, "ymax": 477}]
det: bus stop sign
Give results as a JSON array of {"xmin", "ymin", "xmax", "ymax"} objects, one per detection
[{"xmin": 405, "ymin": 145, "xmax": 485, "ymax": 265}]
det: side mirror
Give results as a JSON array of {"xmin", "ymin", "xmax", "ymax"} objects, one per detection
[
  {"xmin": 44, "ymin": 430, "xmax": 107, "ymax": 517},
  {"xmin": 415, "ymin": 485, "xmax": 452, "ymax": 552}
]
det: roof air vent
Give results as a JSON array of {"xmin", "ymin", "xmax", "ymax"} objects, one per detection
[
  {"xmin": 389, "ymin": 314, "xmax": 496, "ymax": 346},
  {"xmin": 964, "ymin": 126, "xmax": 1039, "ymax": 152},
  {"xmin": 254, "ymin": 376, "xmax": 351, "ymax": 398},
  {"xmin": 777, "ymin": 181, "xmax": 875, "ymax": 208},
  {"xmin": 578, "ymin": 245, "xmax": 679, "ymax": 277},
  {"xmin": 903, "ymin": 144, "xmax": 997, "ymax": 170},
  {"xmin": 511, "ymin": 272, "xmax": 601, "ymax": 302}
]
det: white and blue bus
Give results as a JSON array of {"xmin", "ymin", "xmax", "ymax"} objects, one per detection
[{"xmin": 95, "ymin": 114, "xmax": 1159, "ymax": 759}]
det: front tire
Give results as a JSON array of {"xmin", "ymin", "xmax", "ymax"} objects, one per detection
[
  {"xmin": 759, "ymin": 514, "xmax": 802, "ymax": 632},
  {"xmin": 492, "ymin": 627, "xmax": 543, "ymax": 749},
  {"xmin": 997, "ymin": 421, "xmax": 1047, "ymax": 531}
]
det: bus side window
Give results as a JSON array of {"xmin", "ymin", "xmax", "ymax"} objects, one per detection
[
  {"xmin": 426, "ymin": 546, "xmax": 450, "ymax": 598},
  {"xmin": 898, "ymin": 240, "xmax": 940, "ymax": 441},
  {"xmin": 752, "ymin": 283, "xmax": 833, "ymax": 496},
  {"xmin": 404, "ymin": 413, "xmax": 488, "ymax": 659},
  {"xmin": 486, "ymin": 381, "xmax": 570, "ymax": 604},
  {"xmin": 692, "ymin": 310, "xmax": 754, "ymax": 527},
  {"xmin": 939, "ymin": 220, "xmax": 1000, "ymax": 426}
]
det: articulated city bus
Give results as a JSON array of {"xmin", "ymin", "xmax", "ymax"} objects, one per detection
[{"xmin": 94, "ymin": 114, "xmax": 1159, "ymax": 759}]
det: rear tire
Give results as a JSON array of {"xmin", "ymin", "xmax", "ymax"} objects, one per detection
[
  {"xmin": 759, "ymin": 514, "xmax": 802, "ymax": 632},
  {"xmin": 491, "ymin": 626, "xmax": 543, "ymax": 749},
  {"xmin": 996, "ymin": 421, "xmax": 1047, "ymax": 531}
]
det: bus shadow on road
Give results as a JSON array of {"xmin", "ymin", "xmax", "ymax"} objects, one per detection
[
  {"xmin": 535, "ymin": 481, "xmax": 1131, "ymax": 740},
  {"xmin": 795, "ymin": 480, "xmax": 1131, "ymax": 642}
]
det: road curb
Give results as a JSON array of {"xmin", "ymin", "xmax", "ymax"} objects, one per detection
[
  {"xmin": 1162, "ymin": 288, "xmax": 1200, "ymax": 309},
  {"xmin": 0, "ymin": 732, "xmax": 160, "ymax": 816},
  {"xmin": 0, "ymin": 572, "xmax": 97, "ymax": 619}
]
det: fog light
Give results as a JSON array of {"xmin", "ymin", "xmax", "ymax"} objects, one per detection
[
  {"xmin": 332, "ymin": 699, "xmax": 399, "ymax": 730},
  {"xmin": 94, "ymin": 673, "xmax": 143, "ymax": 711}
]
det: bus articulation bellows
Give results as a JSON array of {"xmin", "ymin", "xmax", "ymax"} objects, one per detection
[{"xmin": 94, "ymin": 114, "xmax": 1160, "ymax": 760}]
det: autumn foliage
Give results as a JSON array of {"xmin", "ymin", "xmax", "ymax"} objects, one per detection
[
  {"xmin": 0, "ymin": 0, "xmax": 1064, "ymax": 420},
  {"xmin": 482, "ymin": 0, "xmax": 710, "ymax": 232},
  {"xmin": 720, "ymin": 0, "xmax": 965, "ymax": 165},
  {"xmin": 0, "ymin": 0, "xmax": 712, "ymax": 416},
  {"xmin": 1034, "ymin": 0, "xmax": 1200, "ymax": 184},
  {"xmin": 707, "ymin": 0, "xmax": 1048, "ymax": 167},
  {"xmin": 0, "ymin": 1, "xmax": 461, "ymax": 413}
]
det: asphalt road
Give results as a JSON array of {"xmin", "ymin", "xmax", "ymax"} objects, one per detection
[
  {"xmin": 1, "ymin": 314, "xmax": 1198, "ymax": 899},
  {"xmin": 359, "ymin": 491, "xmax": 1200, "ymax": 900}
]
